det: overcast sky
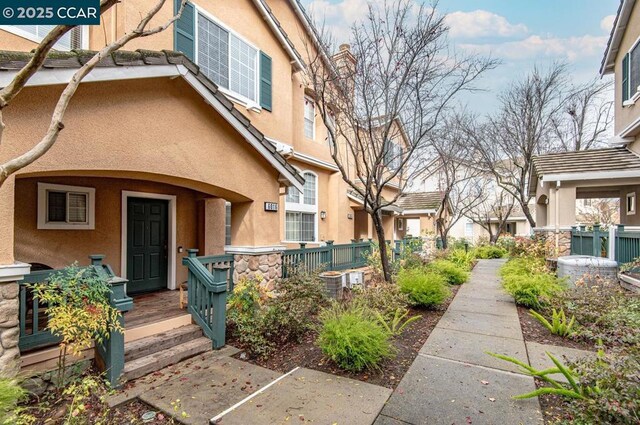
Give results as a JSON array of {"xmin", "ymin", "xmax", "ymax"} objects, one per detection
[{"xmin": 300, "ymin": 0, "xmax": 619, "ymax": 115}]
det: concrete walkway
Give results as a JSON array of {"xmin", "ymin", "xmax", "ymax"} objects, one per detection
[{"xmin": 376, "ymin": 259, "xmax": 543, "ymax": 425}]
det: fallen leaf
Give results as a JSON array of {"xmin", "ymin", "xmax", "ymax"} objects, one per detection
[
  {"xmin": 480, "ymin": 380, "xmax": 489, "ymax": 385},
  {"xmin": 489, "ymin": 398, "xmax": 496, "ymax": 402}
]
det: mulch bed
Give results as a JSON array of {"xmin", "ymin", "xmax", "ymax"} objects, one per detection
[
  {"xmin": 517, "ymin": 306, "xmax": 594, "ymax": 351},
  {"xmin": 230, "ymin": 285, "xmax": 459, "ymax": 389}
]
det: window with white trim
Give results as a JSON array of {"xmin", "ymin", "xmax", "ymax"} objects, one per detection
[
  {"xmin": 627, "ymin": 192, "xmax": 636, "ymax": 215},
  {"xmin": 465, "ymin": 222, "xmax": 473, "ymax": 237},
  {"xmin": 1, "ymin": 26, "xmax": 84, "ymax": 50},
  {"xmin": 327, "ymin": 111, "xmax": 336, "ymax": 146},
  {"xmin": 304, "ymin": 97, "xmax": 315, "ymax": 139},
  {"xmin": 196, "ymin": 10, "xmax": 258, "ymax": 103},
  {"xmin": 622, "ymin": 41, "xmax": 640, "ymax": 104},
  {"xmin": 225, "ymin": 202, "xmax": 232, "ymax": 245},
  {"xmin": 397, "ymin": 218, "xmax": 404, "ymax": 230},
  {"xmin": 384, "ymin": 140, "xmax": 402, "ymax": 170},
  {"xmin": 285, "ymin": 172, "xmax": 317, "ymax": 242},
  {"xmin": 37, "ymin": 183, "xmax": 95, "ymax": 230}
]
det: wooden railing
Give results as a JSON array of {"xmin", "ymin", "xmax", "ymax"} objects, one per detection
[
  {"xmin": 571, "ymin": 224, "xmax": 640, "ymax": 264},
  {"xmin": 182, "ymin": 250, "xmax": 227, "ymax": 349},
  {"xmin": 194, "ymin": 253, "xmax": 235, "ymax": 292},
  {"xmin": 282, "ymin": 240, "xmax": 373, "ymax": 278},
  {"xmin": 18, "ymin": 255, "xmax": 132, "ymax": 387},
  {"xmin": 614, "ymin": 225, "xmax": 640, "ymax": 264}
]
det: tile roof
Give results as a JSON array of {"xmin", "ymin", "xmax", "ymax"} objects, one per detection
[
  {"xmin": 397, "ymin": 191, "xmax": 442, "ymax": 210},
  {"xmin": 0, "ymin": 49, "xmax": 305, "ymax": 187},
  {"xmin": 531, "ymin": 147, "xmax": 640, "ymax": 176}
]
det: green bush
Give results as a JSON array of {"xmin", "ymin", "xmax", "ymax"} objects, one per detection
[
  {"xmin": 500, "ymin": 257, "xmax": 564, "ymax": 309},
  {"xmin": 428, "ymin": 259, "xmax": 469, "ymax": 285},
  {"xmin": 0, "ymin": 378, "xmax": 27, "ymax": 423},
  {"xmin": 397, "ymin": 268, "xmax": 451, "ymax": 308},
  {"xmin": 318, "ymin": 304, "xmax": 394, "ymax": 372},
  {"xmin": 447, "ymin": 249, "xmax": 476, "ymax": 271},
  {"xmin": 352, "ymin": 283, "xmax": 410, "ymax": 321},
  {"xmin": 473, "ymin": 245, "xmax": 506, "ymax": 259}
]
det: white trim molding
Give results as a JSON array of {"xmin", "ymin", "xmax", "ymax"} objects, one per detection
[
  {"xmin": 401, "ymin": 209, "xmax": 436, "ymax": 215},
  {"xmin": 37, "ymin": 182, "xmax": 96, "ymax": 230},
  {"xmin": 225, "ymin": 245, "xmax": 286, "ymax": 254},
  {"xmin": 292, "ymin": 152, "xmax": 339, "ymax": 172},
  {"xmin": 541, "ymin": 169, "xmax": 640, "ymax": 183},
  {"xmin": 0, "ymin": 262, "xmax": 31, "ymax": 283},
  {"xmin": 121, "ymin": 191, "xmax": 177, "ymax": 291}
]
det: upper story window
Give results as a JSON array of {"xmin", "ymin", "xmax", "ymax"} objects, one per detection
[
  {"xmin": 627, "ymin": 192, "xmax": 636, "ymax": 215},
  {"xmin": 285, "ymin": 172, "xmax": 317, "ymax": 242},
  {"xmin": 622, "ymin": 41, "xmax": 640, "ymax": 104},
  {"xmin": 174, "ymin": 3, "xmax": 273, "ymax": 111},
  {"xmin": 1, "ymin": 25, "xmax": 85, "ymax": 50},
  {"xmin": 37, "ymin": 183, "xmax": 95, "ymax": 230},
  {"xmin": 383, "ymin": 140, "xmax": 402, "ymax": 170},
  {"xmin": 304, "ymin": 97, "xmax": 315, "ymax": 139},
  {"xmin": 327, "ymin": 111, "xmax": 336, "ymax": 146}
]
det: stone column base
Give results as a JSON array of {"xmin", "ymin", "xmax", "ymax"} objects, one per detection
[
  {"xmin": 232, "ymin": 252, "xmax": 283, "ymax": 291},
  {"xmin": 532, "ymin": 228, "xmax": 571, "ymax": 258}
]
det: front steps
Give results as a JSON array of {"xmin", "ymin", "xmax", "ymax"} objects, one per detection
[{"xmin": 122, "ymin": 324, "xmax": 211, "ymax": 382}]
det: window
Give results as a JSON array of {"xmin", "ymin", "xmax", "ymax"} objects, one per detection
[
  {"xmin": 304, "ymin": 97, "xmax": 315, "ymax": 139},
  {"xmin": 196, "ymin": 11, "xmax": 258, "ymax": 104},
  {"xmin": 327, "ymin": 111, "xmax": 336, "ymax": 146},
  {"xmin": 37, "ymin": 183, "xmax": 95, "ymax": 230},
  {"xmin": 627, "ymin": 192, "xmax": 636, "ymax": 215},
  {"xmin": 622, "ymin": 42, "xmax": 640, "ymax": 104},
  {"xmin": 285, "ymin": 171, "xmax": 317, "ymax": 242},
  {"xmin": 465, "ymin": 222, "xmax": 473, "ymax": 237},
  {"xmin": 225, "ymin": 202, "xmax": 232, "ymax": 245},
  {"xmin": 384, "ymin": 140, "xmax": 402, "ymax": 170},
  {"xmin": 1, "ymin": 26, "xmax": 84, "ymax": 50},
  {"xmin": 397, "ymin": 218, "xmax": 404, "ymax": 230}
]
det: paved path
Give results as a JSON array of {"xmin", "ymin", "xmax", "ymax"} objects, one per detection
[{"xmin": 376, "ymin": 259, "xmax": 543, "ymax": 425}]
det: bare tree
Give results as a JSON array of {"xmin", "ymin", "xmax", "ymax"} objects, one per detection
[
  {"xmin": 467, "ymin": 190, "xmax": 515, "ymax": 244},
  {"xmin": 305, "ymin": 0, "xmax": 497, "ymax": 281},
  {"xmin": 577, "ymin": 198, "xmax": 620, "ymax": 225},
  {"xmin": 429, "ymin": 114, "xmax": 488, "ymax": 248},
  {"xmin": 0, "ymin": 0, "xmax": 186, "ymax": 186},
  {"xmin": 468, "ymin": 63, "xmax": 568, "ymax": 228},
  {"xmin": 552, "ymin": 79, "xmax": 613, "ymax": 151}
]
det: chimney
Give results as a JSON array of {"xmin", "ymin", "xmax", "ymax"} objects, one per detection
[{"xmin": 332, "ymin": 43, "xmax": 357, "ymax": 100}]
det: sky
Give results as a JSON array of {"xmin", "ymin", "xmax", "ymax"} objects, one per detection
[{"xmin": 300, "ymin": 0, "xmax": 620, "ymax": 115}]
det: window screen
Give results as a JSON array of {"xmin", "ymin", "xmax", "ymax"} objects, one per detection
[{"xmin": 197, "ymin": 15, "xmax": 229, "ymax": 89}]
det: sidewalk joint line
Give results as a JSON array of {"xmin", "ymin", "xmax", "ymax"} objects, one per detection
[{"xmin": 417, "ymin": 354, "xmax": 531, "ymax": 378}]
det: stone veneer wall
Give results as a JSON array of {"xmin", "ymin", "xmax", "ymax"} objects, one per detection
[
  {"xmin": 0, "ymin": 281, "xmax": 20, "ymax": 377},
  {"xmin": 533, "ymin": 229, "xmax": 571, "ymax": 258},
  {"xmin": 232, "ymin": 253, "xmax": 282, "ymax": 290}
]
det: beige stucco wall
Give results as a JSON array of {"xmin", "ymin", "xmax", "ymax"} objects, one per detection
[
  {"xmin": 13, "ymin": 176, "xmax": 220, "ymax": 285},
  {"xmin": 0, "ymin": 177, "xmax": 15, "ymax": 265},
  {"xmin": 614, "ymin": 0, "xmax": 640, "ymax": 148},
  {"xmin": 0, "ymin": 77, "xmax": 284, "ymax": 254},
  {"xmin": 620, "ymin": 185, "xmax": 640, "ymax": 225}
]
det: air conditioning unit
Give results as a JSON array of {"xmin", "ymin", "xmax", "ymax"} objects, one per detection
[{"xmin": 344, "ymin": 270, "xmax": 365, "ymax": 288}]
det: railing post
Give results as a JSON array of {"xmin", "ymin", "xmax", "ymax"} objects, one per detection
[
  {"xmin": 89, "ymin": 254, "xmax": 105, "ymax": 266},
  {"xmin": 187, "ymin": 248, "xmax": 199, "ymax": 258},
  {"xmin": 212, "ymin": 266, "xmax": 228, "ymax": 349},
  {"xmin": 97, "ymin": 276, "xmax": 133, "ymax": 388},
  {"xmin": 570, "ymin": 226, "xmax": 576, "ymax": 255},
  {"xmin": 592, "ymin": 224, "xmax": 601, "ymax": 257},
  {"xmin": 608, "ymin": 226, "xmax": 616, "ymax": 261},
  {"xmin": 617, "ymin": 224, "xmax": 625, "ymax": 263},
  {"xmin": 326, "ymin": 240, "xmax": 334, "ymax": 270}
]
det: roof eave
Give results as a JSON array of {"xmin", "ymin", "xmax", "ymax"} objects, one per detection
[{"xmin": 600, "ymin": 0, "xmax": 635, "ymax": 77}]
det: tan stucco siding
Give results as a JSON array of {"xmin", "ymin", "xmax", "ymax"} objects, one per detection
[
  {"xmin": 620, "ymin": 185, "xmax": 640, "ymax": 225},
  {"xmin": 1, "ymin": 77, "xmax": 283, "ymax": 247},
  {"xmin": 614, "ymin": 0, "xmax": 640, "ymax": 144},
  {"xmin": 13, "ymin": 176, "xmax": 212, "ymax": 285}
]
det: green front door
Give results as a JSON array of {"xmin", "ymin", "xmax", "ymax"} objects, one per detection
[{"xmin": 127, "ymin": 198, "xmax": 168, "ymax": 294}]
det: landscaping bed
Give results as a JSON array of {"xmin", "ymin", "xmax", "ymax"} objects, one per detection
[
  {"xmin": 230, "ymin": 288, "xmax": 458, "ymax": 389},
  {"xmin": 517, "ymin": 306, "xmax": 593, "ymax": 351}
]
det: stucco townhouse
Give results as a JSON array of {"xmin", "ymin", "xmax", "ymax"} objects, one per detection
[
  {"xmin": 0, "ymin": 0, "xmax": 409, "ymax": 376},
  {"xmin": 530, "ymin": 0, "xmax": 640, "ymax": 256}
]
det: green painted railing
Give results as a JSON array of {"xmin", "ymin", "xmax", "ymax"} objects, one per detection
[
  {"xmin": 614, "ymin": 225, "xmax": 640, "ymax": 264},
  {"xmin": 194, "ymin": 253, "xmax": 235, "ymax": 292},
  {"xmin": 182, "ymin": 249, "xmax": 227, "ymax": 349},
  {"xmin": 570, "ymin": 225, "xmax": 608, "ymax": 258},
  {"xmin": 18, "ymin": 255, "xmax": 132, "ymax": 387},
  {"xmin": 282, "ymin": 240, "xmax": 373, "ymax": 278}
]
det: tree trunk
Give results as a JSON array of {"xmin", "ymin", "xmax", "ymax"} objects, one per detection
[
  {"xmin": 371, "ymin": 210, "xmax": 392, "ymax": 282},
  {"xmin": 521, "ymin": 201, "xmax": 536, "ymax": 228}
]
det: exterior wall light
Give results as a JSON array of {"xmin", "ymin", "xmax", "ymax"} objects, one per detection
[{"xmin": 320, "ymin": 211, "xmax": 327, "ymax": 220}]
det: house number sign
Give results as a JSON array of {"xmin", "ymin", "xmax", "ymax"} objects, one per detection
[{"xmin": 264, "ymin": 202, "xmax": 279, "ymax": 212}]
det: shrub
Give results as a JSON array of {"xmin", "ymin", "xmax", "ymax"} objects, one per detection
[
  {"xmin": 261, "ymin": 270, "xmax": 328, "ymax": 344},
  {"xmin": 397, "ymin": 268, "xmax": 451, "ymax": 308},
  {"xmin": 428, "ymin": 259, "xmax": 469, "ymax": 285},
  {"xmin": 496, "ymin": 234, "xmax": 516, "ymax": 254},
  {"xmin": 374, "ymin": 308, "xmax": 420, "ymax": 336},
  {"xmin": 447, "ymin": 249, "xmax": 476, "ymax": 271},
  {"xmin": 226, "ymin": 278, "xmax": 273, "ymax": 357},
  {"xmin": 318, "ymin": 304, "xmax": 394, "ymax": 372},
  {"xmin": 352, "ymin": 282, "xmax": 410, "ymax": 321},
  {"xmin": 511, "ymin": 236, "xmax": 548, "ymax": 258},
  {"xmin": 500, "ymin": 257, "xmax": 564, "ymax": 309},
  {"xmin": 30, "ymin": 265, "xmax": 123, "ymax": 387},
  {"xmin": 473, "ymin": 245, "xmax": 506, "ymax": 259},
  {"xmin": 0, "ymin": 378, "xmax": 27, "ymax": 423}
]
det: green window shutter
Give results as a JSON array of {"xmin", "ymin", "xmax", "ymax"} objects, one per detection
[
  {"xmin": 259, "ymin": 51, "xmax": 272, "ymax": 111},
  {"xmin": 174, "ymin": 0, "xmax": 195, "ymax": 61},
  {"xmin": 623, "ymin": 52, "xmax": 630, "ymax": 103}
]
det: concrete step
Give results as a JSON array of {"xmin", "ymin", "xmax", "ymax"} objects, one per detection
[
  {"xmin": 122, "ymin": 337, "xmax": 212, "ymax": 382},
  {"xmin": 124, "ymin": 324, "xmax": 203, "ymax": 362}
]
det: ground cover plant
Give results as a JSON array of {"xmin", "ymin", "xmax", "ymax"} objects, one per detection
[
  {"xmin": 447, "ymin": 248, "xmax": 476, "ymax": 271},
  {"xmin": 427, "ymin": 259, "xmax": 469, "ymax": 284},
  {"xmin": 473, "ymin": 245, "xmax": 506, "ymax": 259},
  {"xmin": 500, "ymin": 256, "xmax": 564, "ymax": 309},
  {"xmin": 397, "ymin": 268, "xmax": 451, "ymax": 308}
]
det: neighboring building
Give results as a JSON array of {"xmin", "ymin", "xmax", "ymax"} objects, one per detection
[
  {"xmin": 0, "ymin": 1, "xmax": 407, "ymax": 374},
  {"xmin": 396, "ymin": 191, "xmax": 444, "ymax": 237},
  {"xmin": 530, "ymin": 0, "xmax": 640, "ymax": 255}
]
